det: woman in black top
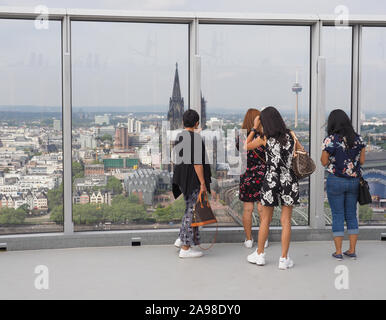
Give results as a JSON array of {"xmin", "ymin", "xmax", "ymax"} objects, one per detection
[{"xmin": 172, "ymin": 110, "xmax": 211, "ymax": 258}]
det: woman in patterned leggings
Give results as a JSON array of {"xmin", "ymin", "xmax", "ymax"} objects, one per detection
[
  {"xmin": 179, "ymin": 189, "xmax": 200, "ymax": 248},
  {"xmin": 172, "ymin": 110, "xmax": 212, "ymax": 259}
]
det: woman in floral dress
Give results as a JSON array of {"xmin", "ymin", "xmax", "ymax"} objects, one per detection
[
  {"xmin": 246, "ymin": 106, "xmax": 304, "ymax": 270},
  {"xmin": 238, "ymin": 109, "xmax": 267, "ymax": 249}
]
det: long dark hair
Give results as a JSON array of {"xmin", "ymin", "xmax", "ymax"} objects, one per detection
[
  {"xmin": 327, "ymin": 109, "xmax": 357, "ymax": 148},
  {"xmin": 260, "ymin": 106, "xmax": 288, "ymax": 145}
]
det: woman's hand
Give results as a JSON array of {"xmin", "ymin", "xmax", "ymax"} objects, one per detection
[
  {"xmin": 253, "ymin": 115, "xmax": 260, "ymax": 130},
  {"xmin": 200, "ymin": 183, "xmax": 207, "ymax": 194}
]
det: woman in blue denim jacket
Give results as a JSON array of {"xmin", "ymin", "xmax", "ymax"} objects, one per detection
[{"xmin": 321, "ymin": 109, "xmax": 366, "ymax": 260}]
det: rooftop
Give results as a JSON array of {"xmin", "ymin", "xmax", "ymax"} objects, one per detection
[{"xmin": 0, "ymin": 240, "xmax": 385, "ymax": 300}]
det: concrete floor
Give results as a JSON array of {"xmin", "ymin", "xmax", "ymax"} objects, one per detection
[{"xmin": 0, "ymin": 240, "xmax": 385, "ymax": 300}]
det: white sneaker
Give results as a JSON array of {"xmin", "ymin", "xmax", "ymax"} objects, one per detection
[
  {"xmin": 278, "ymin": 256, "xmax": 294, "ymax": 270},
  {"xmin": 244, "ymin": 239, "xmax": 254, "ymax": 248},
  {"xmin": 265, "ymin": 239, "xmax": 269, "ymax": 248},
  {"xmin": 247, "ymin": 251, "xmax": 266, "ymax": 266},
  {"xmin": 174, "ymin": 238, "xmax": 182, "ymax": 248},
  {"xmin": 179, "ymin": 248, "xmax": 203, "ymax": 258}
]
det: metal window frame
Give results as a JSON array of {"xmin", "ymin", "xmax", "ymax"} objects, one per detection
[
  {"xmin": 62, "ymin": 16, "xmax": 74, "ymax": 234},
  {"xmin": 351, "ymin": 25, "xmax": 362, "ymax": 133},
  {"xmin": 0, "ymin": 7, "xmax": 385, "ymax": 240},
  {"xmin": 309, "ymin": 21, "xmax": 327, "ymax": 228}
]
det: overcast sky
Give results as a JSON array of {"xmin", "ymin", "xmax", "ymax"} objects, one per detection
[
  {"xmin": 0, "ymin": 0, "xmax": 385, "ymax": 116},
  {"xmin": 1, "ymin": 0, "xmax": 386, "ymax": 14}
]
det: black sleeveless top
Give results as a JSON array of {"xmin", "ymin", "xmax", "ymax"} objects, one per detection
[{"xmin": 172, "ymin": 130, "xmax": 212, "ymax": 198}]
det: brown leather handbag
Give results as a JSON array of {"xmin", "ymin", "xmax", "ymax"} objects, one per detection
[
  {"xmin": 192, "ymin": 191, "xmax": 217, "ymax": 227},
  {"xmin": 191, "ymin": 191, "xmax": 218, "ymax": 251},
  {"xmin": 290, "ymin": 131, "xmax": 316, "ymax": 179}
]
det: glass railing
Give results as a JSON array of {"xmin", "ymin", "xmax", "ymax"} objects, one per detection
[
  {"xmin": 359, "ymin": 27, "xmax": 386, "ymax": 225},
  {"xmin": 0, "ymin": 18, "xmax": 63, "ymax": 234},
  {"xmin": 0, "ymin": 10, "xmax": 385, "ymax": 235}
]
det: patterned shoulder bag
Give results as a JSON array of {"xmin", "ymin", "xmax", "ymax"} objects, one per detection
[{"xmin": 290, "ymin": 131, "xmax": 316, "ymax": 179}]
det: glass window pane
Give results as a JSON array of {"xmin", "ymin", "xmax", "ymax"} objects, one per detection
[
  {"xmin": 322, "ymin": 26, "xmax": 352, "ymax": 115},
  {"xmin": 71, "ymin": 21, "xmax": 189, "ymax": 231},
  {"xmin": 360, "ymin": 27, "xmax": 386, "ymax": 225},
  {"xmin": 321, "ymin": 26, "xmax": 353, "ymax": 226},
  {"xmin": 200, "ymin": 24, "xmax": 311, "ymax": 226},
  {"xmin": 0, "ymin": 19, "xmax": 63, "ymax": 234}
]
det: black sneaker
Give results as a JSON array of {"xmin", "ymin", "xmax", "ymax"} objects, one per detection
[
  {"xmin": 343, "ymin": 251, "xmax": 357, "ymax": 260},
  {"xmin": 332, "ymin": 252, "xmax": 343, "ymax": 261}
]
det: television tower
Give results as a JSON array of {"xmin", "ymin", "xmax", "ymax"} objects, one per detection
[{"xmin": 292, "ymin": 69, "xmax": 303, "ymax": 128}]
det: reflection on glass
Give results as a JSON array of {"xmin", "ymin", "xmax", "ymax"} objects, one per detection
[
  {"xmin": 71, "ymin": 21, "xmax": 189, "ymax": 231},
  {"xmin": 322, "ymin": 26, "xmax": 352, "ymax": 114},
  {"xmin": 200, "ymin": 25, "xmax": 311, "ymax": 226},
  {"xmin": 0, "ymin": 19, "xmax": 63, "ymax": 234},
  {"xmin": 360, "ymin": 27, "xmax": 386, "ymax": 225},
  {"xmin": 322, "ymin": 26, "xmax": 353, "ymax": 225}
]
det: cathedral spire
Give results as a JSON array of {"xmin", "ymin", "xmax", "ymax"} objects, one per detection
[
  {"xmin": 201, "ymin": 91, "xmax": 207, "ymax": 130},
  {"xmin": 172, "ymin": 62, "xmax": 181, "ymax": 99},
  {"xmin": 167, "ymin": 62, "xmax": 184, "ymax": 130}
]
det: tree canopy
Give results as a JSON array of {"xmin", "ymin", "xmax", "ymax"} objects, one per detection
[
  {"xmin": 107, "ymin": 176, "xmax": 123, "ymax": 195},
  {"xmin": 0, "ymin": 207, "xmax": 27, "ymax": 225}
]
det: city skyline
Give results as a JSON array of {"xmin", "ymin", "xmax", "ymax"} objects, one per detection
[{"xmin": 0, "ymin": 2, "xmax": 385, "ymax": 235}]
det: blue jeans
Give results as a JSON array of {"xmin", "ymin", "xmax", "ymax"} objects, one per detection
[{"xmin": 326, "ymin": 174, "xmax": 359, "ymax": 237}]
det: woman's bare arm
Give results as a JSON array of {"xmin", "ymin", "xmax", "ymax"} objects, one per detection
[
  {"xmin": 359, "ymin": 148, "xmax": 366, "ymax": 165},
  {"xmin": 194, "ymin": 164, "xmax": 207, "ymax": 193},
  {"xmin": 247, "ymin": 136, "xmax": 266, "ymax": 150},
  {"xmin": 320, "ymin": 150, "xmax": 330, "ymax": 167},
  {"xmin": 290, "ymin": 130, "xmax": 305, "ymax": 152},
  {"xmin": 296, "ymin": 140, "xmax": 305, "ymax": 152},
  {"xmin": 246, "ymin": 130, "xmax": 256, "ymax": 144}
]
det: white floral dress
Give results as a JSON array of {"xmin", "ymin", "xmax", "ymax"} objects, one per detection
[{"xmin": 260, "ymin": 132, "xmax": 299, "ymax": 207}]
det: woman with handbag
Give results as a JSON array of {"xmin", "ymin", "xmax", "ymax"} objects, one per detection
[
  {"xmin": 245, "ymin": 106, "xmax": 304, "ymax": 269},
  {"xmin": 172, "ymin": 109, "xmax": 212, "ymax": 258},
  {"xmin": 321, "ymin": 109, "xmax": 366, "ymax": 261},
  {"xmin": 238, "ymin": 108, "xmax": 269, "ymax": 249}
]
